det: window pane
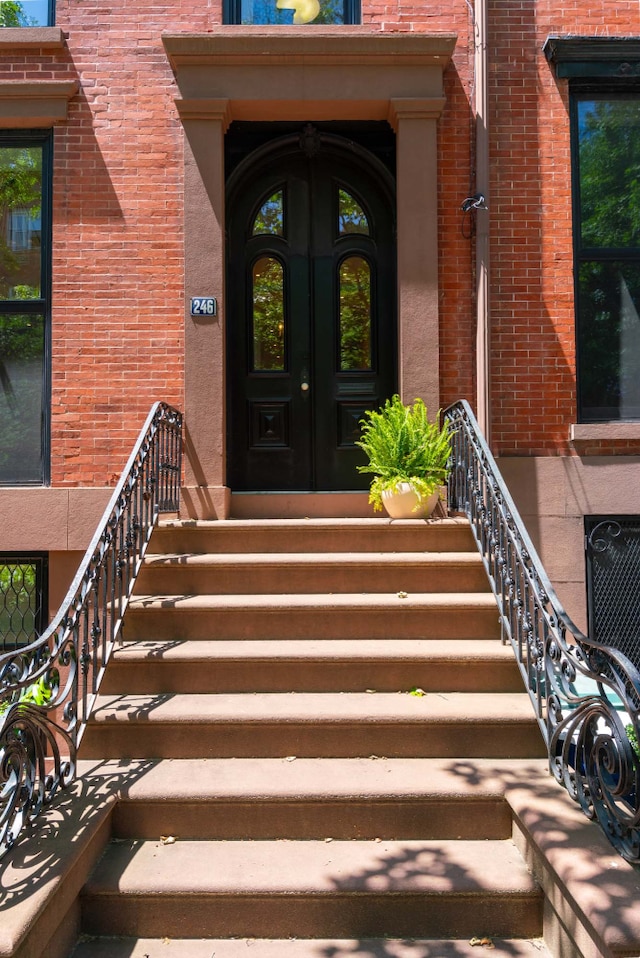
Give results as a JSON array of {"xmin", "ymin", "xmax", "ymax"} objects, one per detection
[
  {"xmin": 0, "ymin": 313, "xmax": 45, "ymax": 482},
  {"xmin": 578, "ymin": 98, "xmax": 640, "ymax": 249},
  {"xmin": 578, "ymin": 262, "xmax": 640, "ymax": 420},
  {"xmin": 0, "ymin": 145, "xmax": 43, "ymax": 299},
  {"xmin": 252, "ymin": 190, "xmax": 284, "ymax": 237},
  {"xmin": 252, "ymin": 257, "xmax": 285, "ymax": 371},
  {"xmin": 338, "ymin": 189, "xmax": 369, "ymax": 236},
  {"xmin": 0, "ymin": 0, "xmax": 50, "ymax": 26},
  {"xmin": 240, "ymin": 0, "xmax": 344, "ymax": 23},
  {"xmin": 339, "ymin": 256, "xmax": 371, "ymax": 371}
]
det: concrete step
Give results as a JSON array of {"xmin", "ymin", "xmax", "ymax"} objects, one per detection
[
  {"xmin": 106, "ymin": 756, "xmax": 541, "ymax": 841},
  {"xmin": 124, "ymin": 592, "xmax": 501, "ymax": 641},
  {"xmin": 70, "ymin": 937, "xmax": 553, "ymax": 958},
  {"xmin": 102, "ymin": 638, "xmax": 522, "ymax": 693},
  {"xmin": 135, "ymin": 550, "xmax": 490, "ymax": 595},
  {"xmin": 81, "ymin": 691, "xmax": 545, "ymax": 760},
  {"xmin": 151, "ymin": 517, "xmax": 476, "ymax": 556},
  {"xmin": 80, "ymin": 838, "xmax": 543, "ymax": 939}
]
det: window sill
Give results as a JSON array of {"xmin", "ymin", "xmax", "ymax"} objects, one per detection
[
  {"xmin": 0, "ymin": 27, "xmax": 65, "ymax": 49},
  {"xmin": 571, "ymin": 422, "xmax": 640, "ymax": 442}
]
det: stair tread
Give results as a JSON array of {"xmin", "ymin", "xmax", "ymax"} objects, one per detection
[
  {"xmin": 70, "ymin": 938, "xmax": 553, "ymax": 958},
  {"xmin": 90, "ymin": 691, "xmax": 537, "ymax": 723},
  {"xmin": 157, "ymin": 518, "xmax": 471, "ymax": 531},
  {"xmin": 80, "ymin": 756, "xmax": 548, "ymax": 802},
  {"xmin": 84, "ymin": 838, "xmax": 540, "ymax": 897},
  {"xmin": 128, "ymin": 592, "xmax": 499, "ymax": 611},
  {"xmin": 142, "ymin": 551, "xmax": 484, "ymax": 566},
  {"xmin": 111, "ymin": 638, "xmax": 516, "ymax": 661}
]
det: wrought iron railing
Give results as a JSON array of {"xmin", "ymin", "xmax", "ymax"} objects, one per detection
[
  {"xmin": 0, "ymin": 402, "xmax": 182, "ymax": 858},
  {"xmin": 444, "ymin": 400, "xmax": 640, "ymax": 863}
]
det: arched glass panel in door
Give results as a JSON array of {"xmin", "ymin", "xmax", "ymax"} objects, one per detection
[
  {"xmin": 339, "ymin": 256, "xmax": 372, "ymax": 371},
  {"xmin": 338, "ymin": 188, "xmax": 370, "ymax": 236},
  {"xmin": 252, "ymin": 190, "xmax": 284, "ymax": 237},
  {"xmin": 252, "ymin": 256, "xmax": 285, "ymax": 371}
]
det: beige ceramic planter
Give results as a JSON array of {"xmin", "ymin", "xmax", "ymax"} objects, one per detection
[{"xmin": 381, "ymin": 483, "xmax": 440, "ymax": 519}]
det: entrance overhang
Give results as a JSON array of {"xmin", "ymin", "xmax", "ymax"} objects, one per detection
[{"xmin": 162, "ymin": 29, "xmax": 456, "ymax": 518}]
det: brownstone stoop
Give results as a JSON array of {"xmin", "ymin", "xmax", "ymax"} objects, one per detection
[{"xmin": 3, "ymin": 518, "xmax": 640, "ymax": 958}]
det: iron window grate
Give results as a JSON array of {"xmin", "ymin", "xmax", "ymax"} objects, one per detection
[
  {"xmin": 585, "ymin": 516, "xmax": 640, "ymax": 667},
  {"xmin": 0, "ymin": 552, "xmax": 48, "ymax": 652}
]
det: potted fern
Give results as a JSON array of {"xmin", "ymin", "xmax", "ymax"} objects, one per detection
[{"xmin": 356, "ymin": 395, "xmax": 452, "ymax": 518}]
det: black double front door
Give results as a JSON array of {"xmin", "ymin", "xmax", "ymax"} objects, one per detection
[{"xmin": 226, "ymin": 134, "xmax": 396, "ymax": 491}]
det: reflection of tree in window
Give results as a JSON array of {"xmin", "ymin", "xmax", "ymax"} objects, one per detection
[
  {"xmin": 576, "ymin": 97, "xmax": 640, "ymax": 420},
  {"xmin": 579, "ymin": 99, "xmax": 640, "ymax": 249},
  {"xmin": 339, "ymin": 256, "xmax": 371, "ymax": 371},
  {"xmin": 252, "ymin": 191, "xmax": 284, "ymax": 237},
  {"xmin": 252, "ymin": 257, "xmax": 286, "ymax": 371},
  {"xmin": 0, "ymin": 147, "xmax": 42, "ymax": 299},
  {"xmin": 338, "ymin": 189, "xmax": 370, "ymax": 236},
  {"xmin": 0, "ymin": 1, "xmax": 44, "ymax": 26}
]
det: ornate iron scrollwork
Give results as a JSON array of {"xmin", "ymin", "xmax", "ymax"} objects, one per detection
[
  {"xmin": 444, "ymin": 400, "xmax": 640, "ymax": 864},
  {"xmin": 0, "ymin": 402, "xmax": 182, "ymax": 859}
]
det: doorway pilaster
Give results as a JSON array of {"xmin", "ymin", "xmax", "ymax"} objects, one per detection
[{"xmin": 389, "ymin": 97, "xmax": 445, "ymax": 417}]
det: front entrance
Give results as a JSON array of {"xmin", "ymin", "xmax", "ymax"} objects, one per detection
[{"xmin": 226, "ymin": 130, "xmax": 396, "ymax": 492}]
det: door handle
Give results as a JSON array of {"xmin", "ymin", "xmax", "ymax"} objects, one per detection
[{"xmin": 301, "ymin": 381, "xmax": 310, "ymax": 393}]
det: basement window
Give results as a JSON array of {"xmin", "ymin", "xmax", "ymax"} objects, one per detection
[
  {"xmin": 0, "ymin": 552, "xmax": 48, "ymax": 652},
  {"xmin": 585, "ymin": 516, "xmax": 640, "ymax": 668}
]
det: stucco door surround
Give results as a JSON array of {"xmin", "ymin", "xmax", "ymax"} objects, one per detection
[{"xmin": 163, "ymin": 28, "xmax": 456, "ymax": 519}]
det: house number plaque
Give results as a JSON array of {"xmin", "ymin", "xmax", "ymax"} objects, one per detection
[{"xmin": 190, "ymin": 297, "xmax": 217, "ymax": 317}]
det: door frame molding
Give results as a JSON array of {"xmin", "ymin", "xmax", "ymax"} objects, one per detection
[{"xmin": 163, "ymin": 28, "xmax": 456, "ymax": 518}]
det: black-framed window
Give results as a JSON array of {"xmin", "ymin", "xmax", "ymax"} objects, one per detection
[
  {"xmin": 0, "ymin": 0, "xmax": 54, "ymax": 26},
  {"xmin": 571, "ymin": 87, "xmax": 640, "ymax": 422},
  {"xmin": 224, "ymin": 0, "xmax": 359, "ymax": 25},
  {"xmin": 0, "ymin": 552, "xmax": 48, "ymax": 652},
  {"xmin": 585, "ymin": 516, "xmax": 640, "ymax": 668},
  {"xmin": 0, "ymin": 131, "xmax": 52, "ymax": 485}
]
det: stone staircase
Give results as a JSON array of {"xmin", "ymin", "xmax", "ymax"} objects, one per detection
[{"xmin": 70, "ymin": 517, "xmax": 552, "ymax": 957}]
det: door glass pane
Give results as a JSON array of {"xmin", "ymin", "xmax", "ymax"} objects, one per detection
[
  {"xmin": 253, "ymin": 257, "xmax": 285, "ymax": 371},
  {"xmin": 252, "ymin": 190, "xmax": 284, "ymax": 237},
  {"xmin": 339, "ymin": 256, "xmax": 371, "ymax": 371},
  {"xmin": 338, "ymin": 189, "xmax": 369, "ymax": 236},
  {"xmin": 0, "ymin": 313, "xmax": 44, "ymax": 483},
  {"xmin": 0, "ymin": 145, "xmax": 43, "ymax": 300},
  {"xmin": 239, "ymin": 0, "xmax": 345, "ymax": 24}
]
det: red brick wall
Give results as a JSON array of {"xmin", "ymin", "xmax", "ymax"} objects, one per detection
[{"xmin": 2, "ymin": 0, "xmax": 638, "ymax": 485}]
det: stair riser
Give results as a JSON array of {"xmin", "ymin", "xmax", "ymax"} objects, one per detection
[
  {"xmin": 124, "ymin": 608, "xmax": 501, "ymax": 641},
  {"xmin": 135, "ymin": 564, "xmax": 489, "ymax": 595},
  {"xmin": 151, "ymin": 526, "xmax": 476, "ymax": 555},
  {"xmin": 81, "ymin": 892, "xmax": 543, "ymax": 939},
  {"xmin": 101, "ymin": 659, "xmax": 523, "ymax": 694},
  {"xmin": 81, "ymin": 721, "xmax": 546, "ymax": 760},
  {"xmin": 112, "ymin": 798, "xmax": 512, "ymax": 841}
]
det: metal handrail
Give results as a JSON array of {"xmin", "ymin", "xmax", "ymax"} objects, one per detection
[
  {"xmin": 0, "ymin": 401, "xmax": 182, "ymax": 859},
  {"xmin": 444, "ymin": 399, "xmax": 640, "ymax": 863}
]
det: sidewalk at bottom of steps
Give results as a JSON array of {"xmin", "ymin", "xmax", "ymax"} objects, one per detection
[{"xmin": 71, "ymin": 937, "xmax": 553, "ymax": 958}]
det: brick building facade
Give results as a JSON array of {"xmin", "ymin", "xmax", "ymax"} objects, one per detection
[{"xmin": 1, "ymin": 0, "xmax": 639, "ymax": 637}]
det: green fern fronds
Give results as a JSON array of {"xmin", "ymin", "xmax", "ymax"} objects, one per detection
[{"xmin": 356, "ymin": 395, "xmax": 452, "ymax": 511}]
